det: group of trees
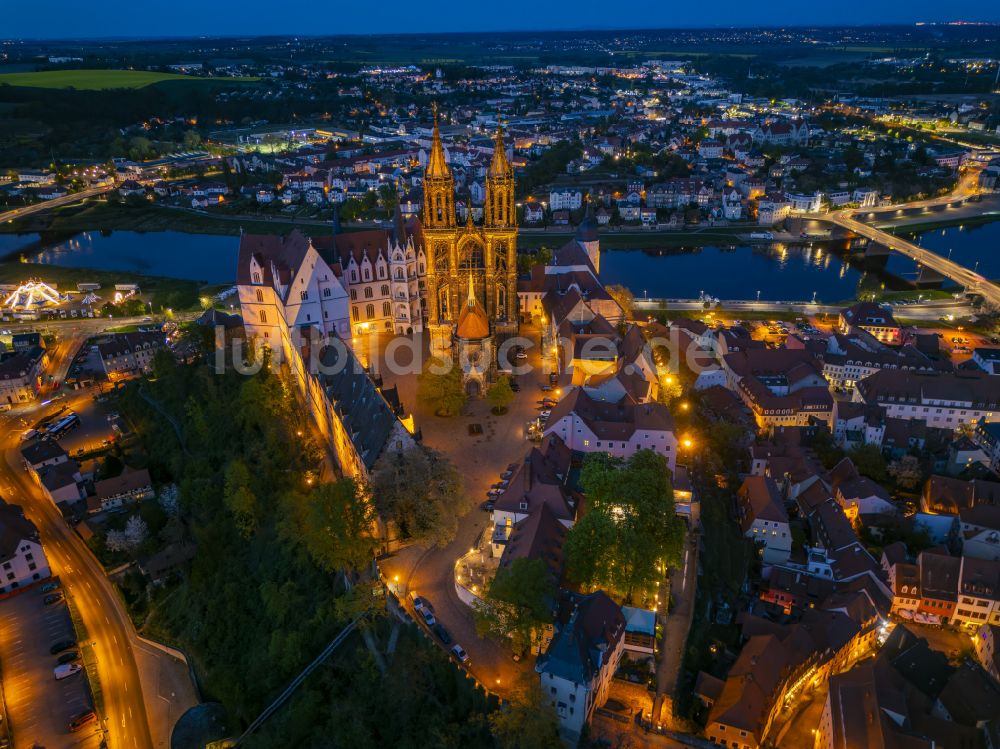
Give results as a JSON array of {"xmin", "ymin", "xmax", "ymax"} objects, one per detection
[
  {"xmin": 474, "ymin": 558, "xmax": 557, "ymax": 657},
  {"xmin": 563, "ymin": 450, "xmax": 685, "ymax": 604},
  {"xmin": 114, "ymin": 351, "xmax": 500, "ymax": 742},
  {"xmin": 370, "ymin": 447, "xmax": 464, "ymax": 548}
]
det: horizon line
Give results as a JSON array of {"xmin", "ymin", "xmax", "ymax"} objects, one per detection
[{"xmin": 4, "ymin": 20, "xmax": 1000, "ymax": 43}]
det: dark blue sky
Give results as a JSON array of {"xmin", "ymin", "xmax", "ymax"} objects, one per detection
[{"xmin": 5, "ymin": 0, "xmax": 1000, "ymax": 38}]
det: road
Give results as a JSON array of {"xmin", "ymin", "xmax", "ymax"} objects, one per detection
[
  {"xmin": 0, "ymin": 186, "xmax": 114, "ymax": 226},
  {"xmin": 812, "ymin": 171, "xmax": 1000, "ymax": 307},
  {"xmin": 0, "ymin": 332, "xmax": 153, "ymax": 749},
  {"xmin": 828, "ymin": 212, "xmax": 1000, "ymax": 306},
  {"xmin": 633, "ymin": 297, "xmax": 977, "ymax": 320}
]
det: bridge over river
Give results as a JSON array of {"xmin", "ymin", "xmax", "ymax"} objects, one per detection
[{"xmin": 801, "ymin": 180, "xmax": 1000, "ymax": 308}]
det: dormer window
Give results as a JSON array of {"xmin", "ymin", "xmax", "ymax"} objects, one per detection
[{"xmin": 252, "ymin": 272, "xmax": 261, "ymax": 284}]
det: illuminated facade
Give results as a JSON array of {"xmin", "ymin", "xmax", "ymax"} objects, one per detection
[{"xmin": 425, "ymin": 107, "xmax": 519, "ymax": 360}]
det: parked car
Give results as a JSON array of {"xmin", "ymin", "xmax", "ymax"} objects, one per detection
[
  {"xmin": 482, "ymin": 500, "xmax": 495, "ymax": 512},
  {"xmin": 450, "ymin": 644, "xmax": 469, "ymax": 664},
  {"xmin": 54, "ymin": 663, "xmax": 82, "ymax": 680},
  {"xmin": 40, "ymin": 580, "xmax": 60, "ymax": 593},
  {"xmin": 420, "ymin": 608, "xmax": 437, "ymax": 628},
  {"xmin": 409, "ymin": 593, "xmax": 427, "ymax": 612},
  {"xmin": 57, "ymin": 651, "xmax": 80, "ymax": 664},
  {"xmin": 50, "ymin": 639, "xmax": 76, "ymax": 655},
  {"xmin": 539, "ymin": 410, "xmax": 552, "ymax": 419},
  {"xmin": 69, "ymin": 711, "xmax": 97, "ymax": 732},
  {"xmin": 434, "ymin": 624, "xmax": 452, "ymax": 645},
  {"xmin": 43, "ymin": 593, "xmax": 64, "ymax": 606}
]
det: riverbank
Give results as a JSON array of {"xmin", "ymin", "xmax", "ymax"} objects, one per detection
[
  {"xmin": 882, "ymin": 211, "xmax": 1000, "ymax": 235},
  {"xmin": 517, "ymin": 226, "xmax": 751, "ymax": 250},
  {"xmin": 0, "ymin": 200, "xmax": 307, "ymax": 238}
]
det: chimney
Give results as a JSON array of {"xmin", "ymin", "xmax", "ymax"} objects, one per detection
[{"xmin": 524, "ymin": 455, "xmax": 532, "ymax": 493}]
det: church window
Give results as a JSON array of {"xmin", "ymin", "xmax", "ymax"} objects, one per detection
[
  {"xmin": 377, "ymin": 265, "xmax": 386, "ymax": 280},
  {"xmin": 350, "ymin": 270, "xmax": 358, "ymax": 283},
  {"xmin": 366, "ymin": 304, "xmax": 375, "ymax": 319},
  {"xmin": 363, "ymin": 267, "xmax": 371, "ymax": 282},
  {"xmin": 364, "ymin": 287, "xmax": 373, "ymax": 299},
  {"xmin": 256, "ymin": 289, "xmax": 264, "ymax": 303},
  {"xmin": 383, "ymin": 301, "xmax": 391, "ymax": 316},
  {"xmin": 252, "ymin": 272, "xmax": 261, "ymax": 284},
  {"xmin": 395, "ymin": 268, "xmax": 404, "ymax": 280},
  {"xmin": 323, "ymin": 288, "xmax": 332, "ymax": 298},
  {"xmin": 300, "ymin": 291, "xmax": 308, "ymax": 301},
  {"xmin": 259, "ymin": 310, "xmax": 267, "ymax": 324},
  {"xmin": 352, "ymin": 306, "xmax": 359, "ymax": 321},
  {"xmin": 381, "ymin": 284, "xmax": 390, "ymax": 296},
  {"xmin": 350, "ymin": 289, "xmax": 357, "ymax": 301},
  {"xmin": 459, "ymin": 241, "xmax": 484, "ymax": 272}
]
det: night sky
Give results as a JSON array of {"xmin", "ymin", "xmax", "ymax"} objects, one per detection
[{"xmin": 5, "ymin": 0, "xmax": 1000, "ymax": 38}]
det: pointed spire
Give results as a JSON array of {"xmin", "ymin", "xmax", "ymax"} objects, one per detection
[
  {"xmin": 466, "ymin": 195, "xmax": 475, "ymax": 229},
  {"xmin": 426, "ymin": 103, "xmax": 450, "ymax": 179},
  {"xmin": 467, "ymin": 273, "xmax": 476, "ymax": 307},
  {"xmin": 489, "ymin": 116, "xmax": 511, "ymax": 177},
  {"xmin": 391, "ymin": 201, "xmax": 406, "ymax": 244}
]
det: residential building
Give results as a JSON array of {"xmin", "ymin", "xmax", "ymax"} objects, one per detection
[
  {"xmin": 536, "ymin": 591, "xmax": 625, "ymax": 743},
  {"xmin": 737, "ymin": 475, "xmax": 792, "ymax": 565},
  {"xmin": 542, "ymin": 387, "xmax": 678, "ymax": 474},
  {"xmin": 838, "ymin": 303, "xmax": 902, "ymax": 345},
  {"xmin": 973, "ymin": 623, "xmax": 1000, "ymax": 681},
  {"xmin": 97, "ymin": 332, "xmax": 166, "ymax": 379},
  {"xmin": 722, "ymin": 348, "xmax": 833, "ymax": 430},
  {"xmin": 90, "ymin": 468, "xmax": 154, "ymax": 514},
  {"xmin": 549, "ymin": 189, "xmax": 583, "ymax": 211},
  {"xmin": 0, "ymin": 500, "xmax": 51, "ymax": 593},
  {"xmin": 0, "ymin": 346, "xmax": 47, "ymax": 404},
  {"xmin": 855, "ymin": 369, "xmax": 1000, "ymax": 430}
]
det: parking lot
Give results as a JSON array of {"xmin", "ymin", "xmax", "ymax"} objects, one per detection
[{"xmin": 0, "ymin": 587, "xmax": 102, "ymax": 748}]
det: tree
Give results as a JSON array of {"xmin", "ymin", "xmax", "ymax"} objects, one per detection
[
  {"xmin": 564, "ymin": 450, "xmax": 684, "ymax": 603},
  {"xmin": 124, "ymin": 515, "xmax": 148, "ymax": 548},
  {"xmin": 223, "ymin": 459, "xmax": 259, "ymax": 538},
  {"xmin": 127, "ymin": 136, "xmax": 156, "ymax": 161},
  {"xmin": 474, "ymin": 558, "xmax": 556, "ymax": 656},
  {"xmin": 849, "ymin": 444, "xmax": 889, "ymax": 484},
  {"xmin": 416, "ymin": 357, "xmax": 466, "ymax": 417},
  {"xmin": 182, "ymin": 129, "xmax": 202, "ymax": 150},
  {"xmin": 489, "ymin": 675, "xmax": 563, "ymax": 749},
  {"xmin": 487, "ymin": 375, "xmax": 515, "ymax": 415},
  {"xmin": 369, "ymin": 447, "xmax": 462, "ymax": 547},
  {"xmin": 606, "ymin": 284, "xmax": 635, "ymax": 320},
  {"xmin": 888, "ymin": 455, "xmax": 923, "ymax": 489},
  {"xmin": 299, "ymin": 479, "xmax": 376, "ymax": 574}
]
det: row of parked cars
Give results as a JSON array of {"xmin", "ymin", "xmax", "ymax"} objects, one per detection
[
  {"xmin": 409, "ymin": 593, "xmax": 469, "ymax": 665},
  {"xmin": 483, "ymin": 462, "xmax": 519, "ymax": 512},
  {"xmin": 42, "ymin": 581, "xmax": 98, "ymax": 733}
]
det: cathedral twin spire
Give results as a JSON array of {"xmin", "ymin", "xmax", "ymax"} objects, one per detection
[{"xmin": 422, "ymin": 106, "xmax": 513, "ymax": 229}]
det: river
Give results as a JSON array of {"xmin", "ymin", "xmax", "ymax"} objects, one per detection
[{"xmin": 3, "ymin": 219, "xmax": 1000, "ymax": 300}]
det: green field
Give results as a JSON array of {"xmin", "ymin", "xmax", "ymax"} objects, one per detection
[{"xmin": 0, "ymin": 69, "xmax": 257, "ymax": 90}]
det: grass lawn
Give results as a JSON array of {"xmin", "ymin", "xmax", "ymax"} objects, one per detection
[{"xmin": 0, "ymin": 69, "xmax": 258, "ymax": 90}]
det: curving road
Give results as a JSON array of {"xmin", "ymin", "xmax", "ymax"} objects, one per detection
[
  {"xmin": 0, "ymin": 185, "xmax": 114, "ymax": 226},
  {"xmin": 0, "ymin": 331, "xmax": 153, "ymax": 749}
]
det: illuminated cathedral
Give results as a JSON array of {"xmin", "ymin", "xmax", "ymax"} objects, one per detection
[{"xmin": 424, "ymin": 107, "xmax": 519, "ymax": 394}]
